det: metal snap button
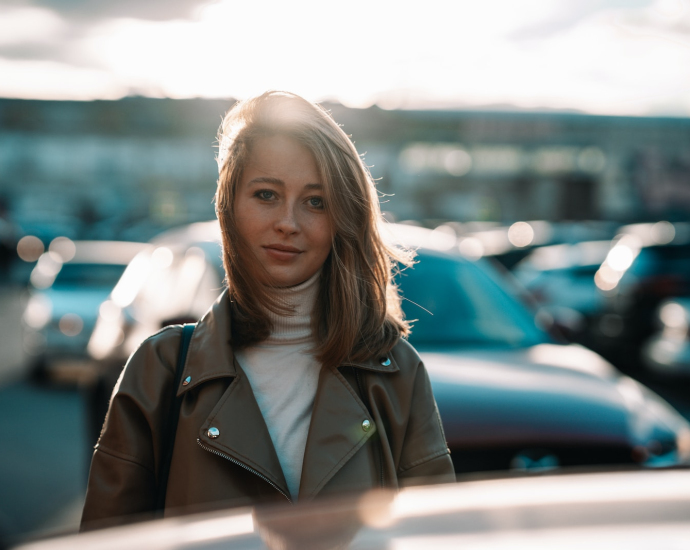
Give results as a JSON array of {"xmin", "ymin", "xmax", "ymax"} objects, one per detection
[
  {"xmin": 362, "ymin": 419, "xmax": 371, "ymax": 432},
  {"xmin": 182, "ymin": 376, "xmax": 192, "ymax": 386},
  {"xmin": 208, "ymin": 427, "xmax": 220, "ymax": 438},
  {"xmin": 379, "ymin": 357, "xmax": 391, "ymax": 366}
]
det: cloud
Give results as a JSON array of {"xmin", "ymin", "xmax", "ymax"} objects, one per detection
[
  {"xmin": 509, "ymin": 0, "xmax": 654, "ymax": 40},
  {"xmin": 0, "ymin": 0, "xmax": 215, "ymax": 65},
  {"xmin": 0, "ymin": 0, "xmax": 214, "ymax": 22},
  {"xmin": 0, "ymin": 6, "xmax": 89, "ymax": 66},
  {"xmin": 0, "ymin": 57, "xmax": 128, "ymax": 99},
  {"xmin": 614, "ymin": 0, "xmax": 690, "ymax": 46},
  {"xmin": 0, "ymin": 0, "xmax": 688, "ymax": 115},
  {"xmin": 0, "ymin": 43, "xmax": 67, "ymax": 63}
]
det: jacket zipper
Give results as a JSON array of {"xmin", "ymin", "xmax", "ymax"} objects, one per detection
[{"xmin": 196, "ymin": 438, "xmax": 292, "ymax": 503}]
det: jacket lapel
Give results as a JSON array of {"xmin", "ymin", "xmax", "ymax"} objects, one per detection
[
  {"xmin": 178, "ymin": 290, "xmax": 290, "ymax": 499},
  {"xmin": 197, "ymin": 359, "xmax": 290, "ymax": 499},
  {"xmin": 298, "ymin": 366, "xmax": 377, "ymax": 500},
  {"xmin": 176, "ymin": 290, "xmax": 236, "ymax": 395}
]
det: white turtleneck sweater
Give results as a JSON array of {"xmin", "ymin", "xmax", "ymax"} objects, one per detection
[{"xmin": 234, "ymin": 270, "xmax": 322, "ymax": 501}]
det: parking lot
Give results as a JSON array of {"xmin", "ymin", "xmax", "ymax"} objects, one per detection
[
  {"xmin": 0, "ymin": 288, "xmax": 87, "ymax": 546},
  {"xmin": 2, "ymin": 281, "xmax": 690, "ymax": 547}
]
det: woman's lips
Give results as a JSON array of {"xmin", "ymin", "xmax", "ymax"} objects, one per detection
[{"xmin": 263, "ymin": 245, "xmax": 302, "ymax": 261}]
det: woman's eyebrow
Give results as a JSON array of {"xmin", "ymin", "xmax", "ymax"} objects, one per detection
[
  {"xmin": 246, "ymin": 178, "xmax": 323, "ymax": 190},
  {"xmin": 246, "ymin": 176, "xmax": 284, "ymax": 187}
]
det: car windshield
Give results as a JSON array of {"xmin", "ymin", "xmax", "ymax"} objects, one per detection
[
  {"xmin": 397, "ymin": 252, "xmax": 550, "ymax": 348},
  {"xmin": 53, "ymin": 263, "xmax": 128, "ymax": 288}
]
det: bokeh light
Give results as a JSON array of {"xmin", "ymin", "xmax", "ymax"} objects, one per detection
[
  {"xmin": 660, "ymin": 302, "xmax": 688, "ymax": 329},
  {"xmin": 49, "ymin": 237, "xmax": 76, "ymax": 262},
  {"xmin": 59, "ymin": 313, "xmax": 83, "ymax": 337},
  {"xmin": 605, "ymin": 245, "xmax": 634, "ymax": 272},
  {"xmin": 650, "ymin": 221, "xmax": 675, "ymax": 245},
  {"xmin": 152, "ymin": 246, "xmax": 174, "ymax": 269},
  {"xmin": 458, "ymin": 237, "xmax": 484, "ymax": 261},
  {"xmin": 508, "ymin": 222, "xmax": 535, "ymax": 248},
  {"xmin": 17, "ymin": 236, "xmax": 44, "ymax": 262}
]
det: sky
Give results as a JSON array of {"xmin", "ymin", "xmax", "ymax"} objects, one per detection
[{"xmin": 0, "ymin": 0, "xmax": 689, "ymax": 116}]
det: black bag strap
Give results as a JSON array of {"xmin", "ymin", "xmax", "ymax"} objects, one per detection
[{"xmin": 155, "ymin": 323, "xmax": 195, "ymax": 513}]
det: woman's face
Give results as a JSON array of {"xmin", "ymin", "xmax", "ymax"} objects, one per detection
[{"xmin": 234, "ymin": 134, "xmax": 333, "ymax": 287}]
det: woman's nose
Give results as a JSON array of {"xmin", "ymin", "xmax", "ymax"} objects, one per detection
[{"xmin": 274, "ymin": 204, "xmax": 299, "ymax": 235}]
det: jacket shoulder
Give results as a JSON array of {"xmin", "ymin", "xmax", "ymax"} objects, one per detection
[
  {"xmin": 82, "ymin": 326, "xmax": 186, "ymax": 528},
  {"xmin": 388, "ymin": 337, "xmax": 423, "ymax": 376},
  {"xmin": 96, "ymin": 325, "xmax": 186, "ymax": 462},
  {"xmin": 368, "ymin": 338, "xmax": 455, "ymax": 483},
  {"xmin": 115, "ymin": 325, "xmax": 184, "ymax": 394},
  {"xmin": 136, "ymin": 324, "xmax": 185, "ymax": 361}
]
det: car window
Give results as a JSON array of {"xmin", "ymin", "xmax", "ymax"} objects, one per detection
[
  {"xmin": 53, "ymin": 263, "xmax": 127, "ymax": 288},
  {"xmin": 398, "ymin": 252, "xmax": 550, "ymax": 348}
]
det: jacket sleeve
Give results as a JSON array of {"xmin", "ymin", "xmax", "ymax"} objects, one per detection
[
  {"xmin": 80, "ymin": 326, "xmax": 181, "ymax": 530},
  {"xmin": 397, "ymin": 360, "xmax": 455, "ymax": 487}
]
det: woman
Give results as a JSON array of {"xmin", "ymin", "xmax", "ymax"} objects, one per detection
[{"xmin": 81, "ymin": 91, "xmax": 454, "ymax": 529}]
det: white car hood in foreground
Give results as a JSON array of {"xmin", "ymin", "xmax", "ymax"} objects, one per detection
[{"xmin": 18, "ymin": 470, "xmax": 690, "ymax": 550}]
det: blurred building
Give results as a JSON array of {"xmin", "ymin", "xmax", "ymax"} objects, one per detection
[
  {"xmin": 327, "ymin": 105, "xmax": 690, "ymax": 224},
  {"xmin": 0, "ymin": 97, "xmax": 689, "ymax": 243},
  {"xmin": 0, "ymin": 98, "xmax": 231, "ymax": 243}
]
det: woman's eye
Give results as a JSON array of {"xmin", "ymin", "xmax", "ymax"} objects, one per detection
[
  {"xmin": 308, "ymin": 197, "xmax": 324, "ymax": 209},
  {"xmin": 255, "ymin": 190, "xmax": 275, "ymax": 201}
]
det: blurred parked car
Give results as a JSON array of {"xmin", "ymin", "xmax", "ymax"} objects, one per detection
[
  {"xmin": 87, "ymin": 222, "xmax": 224, "ymax": 366},
  {"xmin": 85, "ymin": 222, "xmax": 224, "ymax": 443},
  {"xmin": 86, "ymin": 221, "xmax": 690, "ymax": 474},
  {"xmin": 17, "ymin": 469, "xmax": 690, "ymax": 549},
  {"xmin": 22, "ymin": 239, "xmax": 146, "ymax": 382},
  {"xmin": 588, "ymin": 221, "xmax": 690, "ymax": 369},
  {"xmin": 447, "ymin": 220, "xmax": 555, "ymax": 270},
  {"xmin": 513, "ymin": 240, "xmax": 611, "ymax": 344},
  {"xmin": 642, "ymin": 298, "xmax": 690, "ymax": 378},
  {"xmin": 442, "ymin": 219, "xmax": 618, "ymax": 271}
]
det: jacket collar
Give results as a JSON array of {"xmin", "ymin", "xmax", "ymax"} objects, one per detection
[
  {"xmin": 177, "ymin": 289, "xmax": 399, "ymax": 396},
  {"xmin": 343, "ymin": 355, "xmax": 399, "ymax": 374},
  {"xmin": 176, "ymin": 289, "xmax": 237, "ymax": 396}
]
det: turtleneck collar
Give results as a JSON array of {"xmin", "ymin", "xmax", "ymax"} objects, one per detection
[{"xmin": 264, "ymin": 270, "xmax": 320, "ymax": 345}]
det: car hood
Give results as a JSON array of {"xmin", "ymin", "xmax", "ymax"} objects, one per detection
[{"xmin": 419, "ymin": 343, "xmax": 677, "ymax": 449}]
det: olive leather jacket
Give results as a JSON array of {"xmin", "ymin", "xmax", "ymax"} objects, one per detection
[{"xmin": 81, "ymin": 291, "xmax": 454, "ymax": 529}]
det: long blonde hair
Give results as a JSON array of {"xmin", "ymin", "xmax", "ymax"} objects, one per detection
[{"xmin": 215, "ymin": 91, "xmax": 411, "ymax": 367}]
